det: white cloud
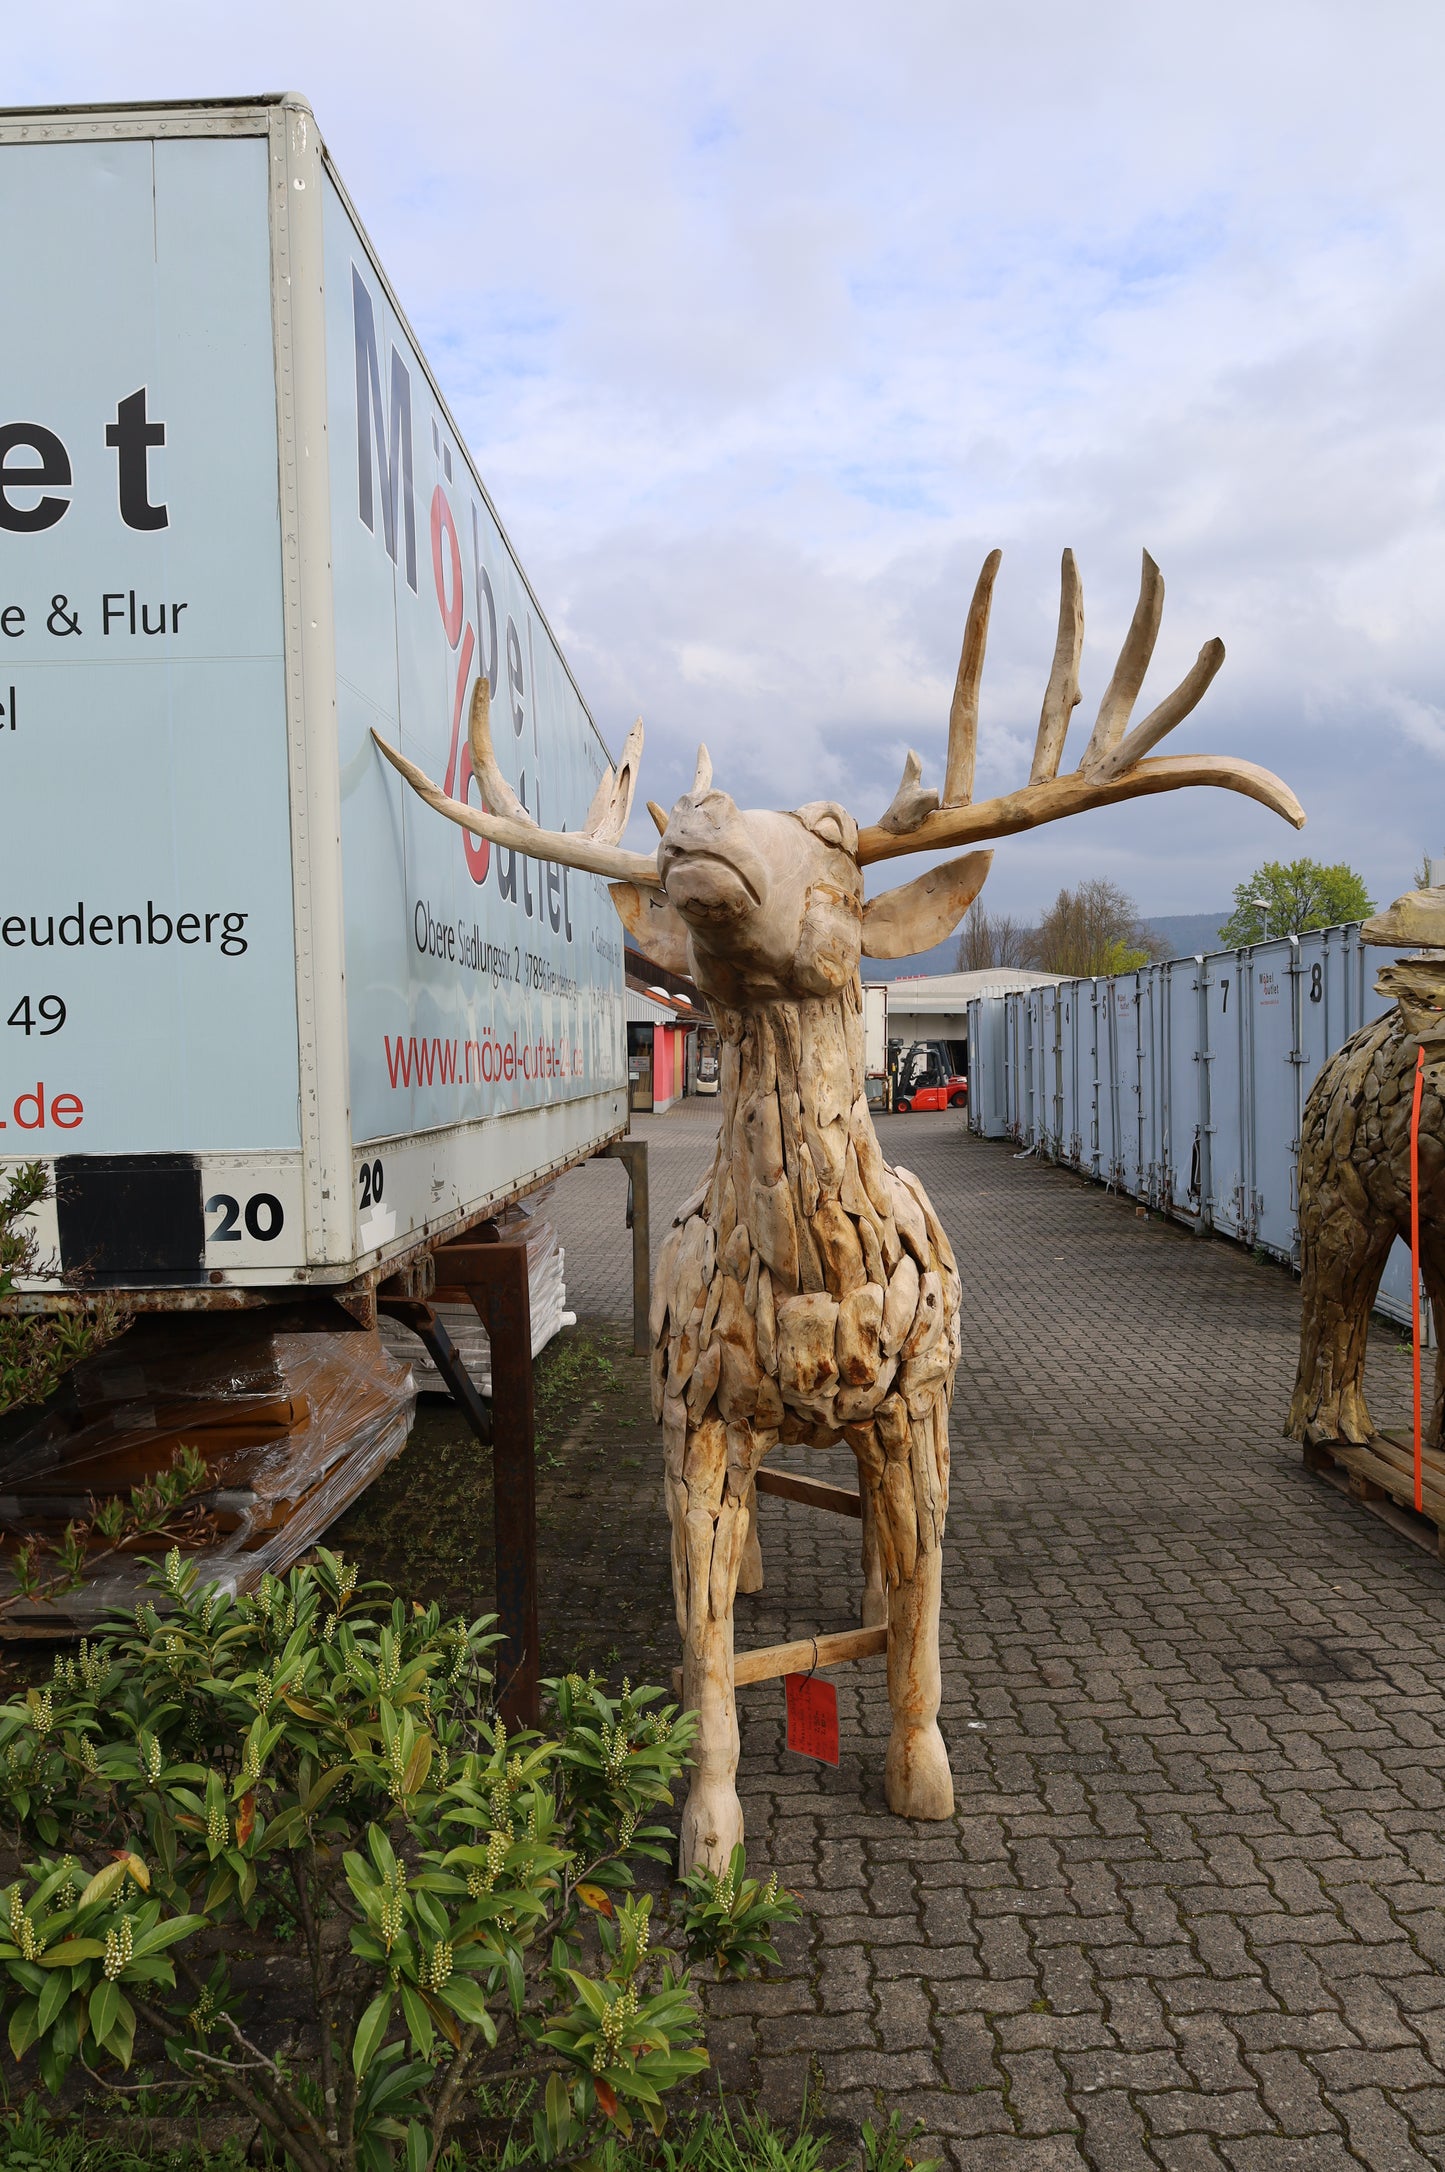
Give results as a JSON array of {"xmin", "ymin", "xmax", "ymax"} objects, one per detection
[
  {"xmin": 11, "ymin": 0, "xmax": 1445, "ymax": 916},
  {"xmin": 1387, "ymin": 693, "xmax": 1445, "ymax": 761}
]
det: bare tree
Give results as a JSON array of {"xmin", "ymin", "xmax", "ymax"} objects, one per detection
[
  {"xmin": 1028, "ymin": 878, "xmax": 1166, "ymax": 978},
  {"xmin": 956, "ymin": 900, "xmax": 1032, "ymax": 972}
]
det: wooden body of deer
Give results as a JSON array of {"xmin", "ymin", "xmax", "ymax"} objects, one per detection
[{"xmin": 374, "ymin": 546, "xmax": 1304, "ymax": 1873}]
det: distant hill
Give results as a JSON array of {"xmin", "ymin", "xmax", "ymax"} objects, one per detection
[
  {"xmin": 861, "ymin": 940, "xmax": 959, "ymax": 982},
  {"xmin": 860, "ymin": 910, "xmax": 1230, "ymax": 982},
  {"xmin": 1142, "ymin": 911, "xmax": 1229, "ymax": 960}
]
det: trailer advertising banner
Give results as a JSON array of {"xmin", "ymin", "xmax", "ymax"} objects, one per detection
[
  {"xmin": 0, "ymin": 134, "xmax": 299, "ymax": 1159},
  {"xmin": 325, "ymin": 180, "xmax": 626, "ymax": 1156}
]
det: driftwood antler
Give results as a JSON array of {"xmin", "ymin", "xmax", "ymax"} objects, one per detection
[
  {"xmin": 373, "ymin": 547, "xmax": 1303, "ymax": 886},
  {"xmin": 371, "ymin": 676, "xmax": 661, "ymax": 885},
  {"xmin": 858, "ymin": 549, "xmax": 1304, "ymax": 868}
]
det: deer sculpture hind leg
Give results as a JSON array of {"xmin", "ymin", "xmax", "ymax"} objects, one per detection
[
  {"xmin": 731, "ymin": 1428, "xmax": 886, "ymax": 1618},
  {"xmin": 737, "ymin": 1484, "xmax": 765, "ymax": 1594},
  {"xmin": 858, "ymin": 1483, "xmax": 888, "ymax": 1630},
  {"xmin": 719, "ymin": 1438, "xmax": 891, "ymax": 1623}
]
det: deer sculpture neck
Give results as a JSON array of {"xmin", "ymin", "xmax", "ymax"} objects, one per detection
[
  {"xmin": 715, "ymin": 982, "xmax": 864, "ymax": 1189},
  {"xmin": 369, "ymin": 542, "xmax": 1307, "ymax": 1877}
]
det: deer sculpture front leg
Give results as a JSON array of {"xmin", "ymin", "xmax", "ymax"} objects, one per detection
[{"xmin": 661, "ymin": 1379, "xmax": 775, "ymax": 1868}]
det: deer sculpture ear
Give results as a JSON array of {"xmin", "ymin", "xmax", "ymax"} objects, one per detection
[
  {"xmin": 608, "ymin": 881, "xmax": 693, "ymax": 975},
  {"xmin": 861, "ymin": 850, "xmax": 994, "ymax": 961}
]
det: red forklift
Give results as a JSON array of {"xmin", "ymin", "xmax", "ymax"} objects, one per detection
[{"xmin": 889, "ymin": 1039, "xmax": 968, "ymax": 1112}]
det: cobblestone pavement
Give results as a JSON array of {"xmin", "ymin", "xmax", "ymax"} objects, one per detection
[
  {"xmin": 548, "ymin": 1103, "xmax": 725, "ymax": 1317},
  {"xmin": 546, "ymin": 1108, "xmax": 1445, "ymax": 2172}
]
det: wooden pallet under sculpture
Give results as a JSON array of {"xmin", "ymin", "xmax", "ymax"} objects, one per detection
[
  {"xmin": 373, "ymin": 545, "xmax": 1303, "ymax": 1873},
  {"xmin": 1303, "ymin": 1432, "xmax": 1445, "ymax": 1558}
]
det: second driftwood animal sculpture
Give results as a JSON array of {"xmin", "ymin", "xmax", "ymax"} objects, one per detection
[
  {"xmin": 1289, "ymin": 889, "xmax": 1445, "ymax": 1452},
  {"xmin": 374, "ymin": 548, "xmax": 1304, "ymax": 1873}
]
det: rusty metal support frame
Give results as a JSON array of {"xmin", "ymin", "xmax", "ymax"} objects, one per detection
[
  {"xmin": 598, "ymin": 1137, "xmax": 651, "ymax": 1355},
  {"xmin": 378, "ymin": 1297, "xmax": 493, "ymax": 1447},
  {"xmin": 380, "ymin": 1229, "xmax": 539, "ymax": 1729}
]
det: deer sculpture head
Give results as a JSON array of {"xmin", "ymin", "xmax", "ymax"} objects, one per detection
[
  {"xmin": 374, "ymin": 546, "xmax": 1304, "ymax": 996},
  {"xmin": 374, "ymin": 547, "xmax": 1305, "ymax": 1880}
]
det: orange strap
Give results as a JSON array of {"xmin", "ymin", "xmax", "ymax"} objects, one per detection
[{"xmin": 1412, "ymin": 1044, "xmax": 1426, "ymax": 1513}]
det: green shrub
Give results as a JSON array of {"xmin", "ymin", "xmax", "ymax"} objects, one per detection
[
  {"xmin": 2, "ymin": 1445, "xmax": 212, "ymax": 1623},
  {"xmin": 0, "ymin": 1549, "xmax": 706, "ymax": 2171},
  {"xmin": 0, "ymin": 1162, "xmax": 123, "ymax": 1418},
  {"xmin": 678, "ymin": 1846, "xmax": 800, "ymax": 1981}
]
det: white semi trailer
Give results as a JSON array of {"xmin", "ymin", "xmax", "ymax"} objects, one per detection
[
  {"xmin": 0, "ymin": 96, "xmax": 628, "ymax": 1304},
  {"xmin": 862, "ymin": 982, "xmax": 888, "ymax": 1108}
]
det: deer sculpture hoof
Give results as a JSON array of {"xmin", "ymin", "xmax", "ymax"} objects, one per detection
[
  {"xmin": 885, "ymin": 1721, "xmax": 954, "ymax": 1820},
  {"xmin": 679, "ymin": 1782, "xmax": 744, "ymax": 1880}
]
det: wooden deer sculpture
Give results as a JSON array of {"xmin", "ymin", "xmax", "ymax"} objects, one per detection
[{"xmin": 374, "ymin": 547, "xmax": 1304, "ymax": 1873}]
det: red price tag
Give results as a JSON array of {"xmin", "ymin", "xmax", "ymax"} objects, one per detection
[{"xmin": 784, "ymin": 1671, "xmax": 839, "ymax": 1764}]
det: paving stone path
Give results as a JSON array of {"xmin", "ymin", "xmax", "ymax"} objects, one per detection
[{"xmin": 546, "ymin": 1107, "xmax": 1445, "ymax": 2171}]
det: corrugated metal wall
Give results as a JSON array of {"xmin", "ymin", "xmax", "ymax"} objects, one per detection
[{"xmin": 967, "ymin": 924, "xmax": 1423, "ymax": 1331}]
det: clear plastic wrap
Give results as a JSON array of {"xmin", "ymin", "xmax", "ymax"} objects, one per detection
[
  {"xmin": 0, "ymin": 1304, "xmax": 416, "ymax": 1632},
  {"xmin": 378, "ymin": 1196, "xmax": 574, "ymax": 1394}
]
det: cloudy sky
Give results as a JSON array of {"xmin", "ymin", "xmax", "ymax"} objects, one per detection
[{"xmin": 15, "ymin": 2, "xmax": 1444, "ymax": 921}]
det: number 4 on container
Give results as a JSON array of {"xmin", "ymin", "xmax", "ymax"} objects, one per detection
[{"xmin": 6, "ymin": 996, "xmax": 65, "ymax": 1035}]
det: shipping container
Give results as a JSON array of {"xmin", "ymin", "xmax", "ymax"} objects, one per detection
[
  {"xmin": 0, "ymin": 96, "xmax": 627, "ymax": 1301},
  {"xmin": 971, "ymin": 924, "xmax": 1425, "ymax": 1333}
]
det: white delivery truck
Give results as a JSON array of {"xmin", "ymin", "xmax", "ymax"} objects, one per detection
[
  {"xmin": 862, "ymin": 982, "xmax": 888, "ymax": 1109},
  {"xmin": 0, "ymin": 96, "xmax": 627, "ymax": 1302}
]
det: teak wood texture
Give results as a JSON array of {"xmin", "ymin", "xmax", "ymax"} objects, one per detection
[
  {"xmin": 374, "ymin": 546, "xmax": 1303, "ymax": 1874},
  {"xmin": 1290, "ymin": 890, "xmax": 1445, "ymax": 1456}
]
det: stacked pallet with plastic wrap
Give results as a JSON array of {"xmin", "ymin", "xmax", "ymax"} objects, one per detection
[
  {"xmin": 0, "ymin": 1305, "xmax": 416, "ymax": 1633},
  {"xmin": 377, "ymin": 1196, "xmax": 573, "ymax": 1393}
]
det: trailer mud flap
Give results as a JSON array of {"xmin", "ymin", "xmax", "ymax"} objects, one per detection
[{"xmin": 54, "ymin": 1155, "xmax": 206, "ymax": 1287}]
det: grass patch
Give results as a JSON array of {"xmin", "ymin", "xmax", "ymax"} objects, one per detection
[
  {"xmin": 330, "ymin": 1327, "xmax": 635, "ymax": 1610},
  {"xmin": 0, "ymin": 2095, "xmax": 243, "ymax": 2170},
  {"xmin": 0, "ymin": 2092, "xmax": 915, "ymax": 2172}
]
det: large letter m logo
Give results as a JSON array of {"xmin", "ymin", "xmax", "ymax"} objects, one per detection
[{"xmin": 352, "ymin": 264, "xmax": 417, "ymax": 592}]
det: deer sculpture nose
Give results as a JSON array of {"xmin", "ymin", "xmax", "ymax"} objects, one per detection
[{"xmin": 658, "ymin": 754, "xmax": 768, "ymax": 924}]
